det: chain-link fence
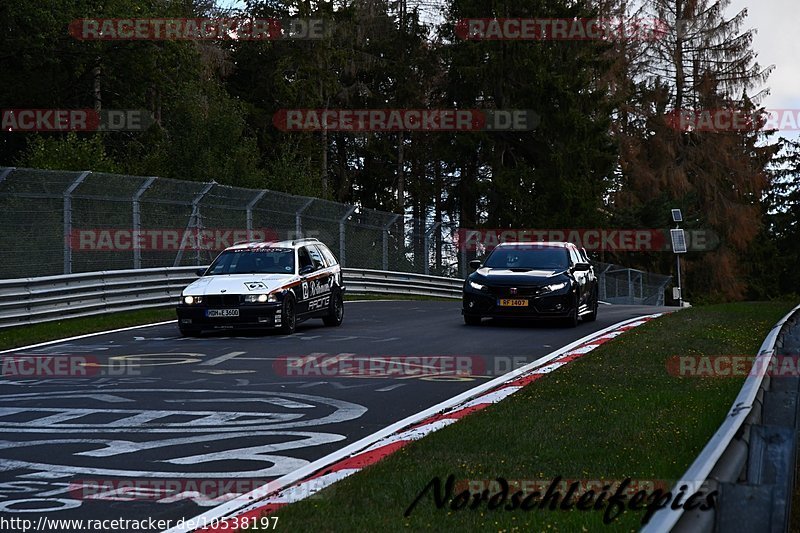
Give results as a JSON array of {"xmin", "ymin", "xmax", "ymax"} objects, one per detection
[
  {"xmin": 596, "ymin": 262, "xmax": 672, "ymax": 306},
  {"xmin": 0, "ymin": 166, "xmax": 672, "ymax": 305},
  {"xmin": 0, "ymin": 167, "xmax": 462, "ymax": 279}
]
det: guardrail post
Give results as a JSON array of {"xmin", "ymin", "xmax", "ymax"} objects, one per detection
[
  {"xmin": 0, "ymin": 167, "xmax": 14, "ymax": 183},
  {"xmin": 132, "ymin": 177, "xmax": 157, "ymax": 269},
  {"xmin": 383, "ymin": 214, "xmax": 400, "ymax": 271},
  {"xmin": 246, "ymin": 190, "xmax": 268, "ymax": 239},
  {"xmin": 424, "ymin": 222, "xmax": 441, "ymax": 276},
  {"xmin": 173, "ymin": 182, "xmax": 215, "ymax": 267},
  {"xmin": 339, "ymin": 206, "xmax": 357, "ymax": 267},
  {"xmin": 63, "ymin": 171, "xmax": 91, "ymax": 274},
  {"xmin": 295, "ymin": 198, "xmax": 315, "ymax": 238}
]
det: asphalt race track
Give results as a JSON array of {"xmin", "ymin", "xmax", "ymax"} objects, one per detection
[{"xmin": 0, "ymin": 301, "xmax": 671, "ymax": 531}]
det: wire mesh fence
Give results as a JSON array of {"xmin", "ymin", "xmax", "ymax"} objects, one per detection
[{"xmin": 0, "ymin": 166, "xmax": 672, "ymax": 305}]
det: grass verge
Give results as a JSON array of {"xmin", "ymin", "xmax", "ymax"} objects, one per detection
[{"xmin": 252, "ymin": 301, "xmax": 797, "ymax": 532}]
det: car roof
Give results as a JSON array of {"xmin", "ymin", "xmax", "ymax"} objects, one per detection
[
  {"xmin": 224, "ymin": 238, "xmax": 323, "ymax": 252},
  {"xmin": 495, "ymin": 241, "xmax": 572, "ymax": 249}
]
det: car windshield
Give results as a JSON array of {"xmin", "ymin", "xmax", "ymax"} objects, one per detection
[
  {"xmin": 206, "ymin": 248, "xmax": 295, "ymax": 275},
  {"xmin": 484, "ymin": 247, "xmax": 570, "ymax": 271}
]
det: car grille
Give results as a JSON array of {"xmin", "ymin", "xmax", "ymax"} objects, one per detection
[
  {"xmin": 488, "ymin": 286, "xmax": 543, "ymax": 297},
  {"xmin": 205, "ymin": 295, "xmax": 242, "ymax": 307}
]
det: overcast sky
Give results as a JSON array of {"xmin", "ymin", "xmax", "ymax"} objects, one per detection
[{"xmin": 726, "ymin": 1, "xmax": 799, "ymax": 109}]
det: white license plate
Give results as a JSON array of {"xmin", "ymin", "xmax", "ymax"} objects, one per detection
[{"xmin": 206, "ymin": 309, "xmax": 240, "ymax": 318}]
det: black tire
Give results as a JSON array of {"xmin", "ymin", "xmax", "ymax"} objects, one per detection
[
  {"xmin": 585, "ymin": 289, "xmax": 599, "ymax": 322},
  {"xmin": 323, "ymin": 290, "xmax": 344, "ymax": 327},
  {"xmin": 564, "ymin": 296, "xmax": 579, "ymax": 328},
  {"xmin": 279, "ymin": 295, "xmax": 297, "ymax": 335},
  {"xmin": 464, "ymin": 314, "xmax": 482, "ymax": 326},
  {"xmin": 179, "ymin": 327, "xmax": 202, "ymax": 338}
]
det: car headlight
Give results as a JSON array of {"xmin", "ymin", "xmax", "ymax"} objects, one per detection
[
  {"xmin": 183, "ymin": 295, "xmax": 203, "ymax": 305},
  {"xmin": 469, "ymin": 280, "xmax": 488, "ymax": 291},
  {"xmin": 541, "ymin": 281, "xmax": 569, "ymax": 294},
  {"xmin": 245, "ymin": 293, "xmax": 276, "ymax": 303}
]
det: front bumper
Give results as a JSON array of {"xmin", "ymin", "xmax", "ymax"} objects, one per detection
[
  {"xmin": 176, "ymin": 303, "xmax": 284, "ymax": 331},
  {"xmin": 462, "ymin": 286, "xmax": 574, "ymax": 319}
]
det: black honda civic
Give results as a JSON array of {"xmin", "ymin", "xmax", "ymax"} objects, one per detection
[{"xmin": 462, "ymin": 242, "xmax": 599, "ymax": 327}]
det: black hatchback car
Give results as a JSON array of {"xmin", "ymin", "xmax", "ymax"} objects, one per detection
[{"xmin": 462, "ymin": 242, "xmax": 598, "ymax": 327}]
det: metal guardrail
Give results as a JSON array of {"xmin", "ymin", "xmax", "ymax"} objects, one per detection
[
  {"xmin": 0, "ymin": 267, "xmax": 463, "ymax": 329},
  {"xmin": 643, "ymin": 303, "xmax": 800, "ymax": 533}
]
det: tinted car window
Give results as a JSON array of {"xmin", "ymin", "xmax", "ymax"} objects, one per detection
[
  {"xmin": 298, "ymin": 247, "xmax": 313, "ymax": 270},
  {"xmin": 484, "ymin": 247, "xmax": 569, "ymax": 270},
  {"xmin": 568, "ymin": 246, "xmax": 581, "ymax": 265},
  {"xmin": 207, "ymin": 248, "xmax": 294, "ymax": 275},
  {"xmin": 307, "ymin": 245, "xmax": 325, "ymax": 269},
  {"xmin": 316, "ymin": 244, "xmax": 338, "ymax": 266}
]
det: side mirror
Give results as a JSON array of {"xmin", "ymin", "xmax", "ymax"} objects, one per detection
[
  {"xmin": 195, "ymin": 268, "xmax": 206, "ymax": 277},
  {"xmin": 299, "ymin": 265, "xmax": 315, "ymax": 275},
  {"xmin": 469, "ymin": 260, "xmax": 482, "ymax": 271},
  {"xmin": 573, "ymin": 262, "xmax": 591, "ymax": 272}
]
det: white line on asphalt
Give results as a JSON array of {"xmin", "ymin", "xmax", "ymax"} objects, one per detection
[
  {"xmin": 0, "ymin": 321, "xmax": 178, "ymax": 355},
  {"xmin": 199, "ymin": 351, "xmax": 247, "ymax": 366},
  {"xmin": 163, "ymin": 313, "xmax": 662, "ymax": 533}
]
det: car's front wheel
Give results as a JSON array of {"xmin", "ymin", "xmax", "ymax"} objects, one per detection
[
  {"xmin": 585, "ymin": 289, "xmax": 599, "ymax": 322},
  {"xmin": 279, "ymin": 296, "xmax": 297, "ymax": 334},
  {"xmin": 323, "ymin": 290, "xmax": 344, "ymax": 327},
  {"xmin": 179, "ymin": 326, "xmax": 202, "ymax": 338},
  {"xmin": 464, "ymin": 314, "xmax": 482, "ymax": 326},
  {"xmin": 564, "ymin": 295, "xmax": 579, "ymax": 328}
]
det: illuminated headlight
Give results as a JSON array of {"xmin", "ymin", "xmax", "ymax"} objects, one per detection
[
  {"xmin": 245, "ymin": 294, "xmax": 275, "ymax": 303},
  {"xmin": 469, "ymin": 281, "xmax": 487, "ymax": 291},
  {"xmin": 542, "ymin": 281, "xmax": 569, "ymax": 294},
  {"xmin": 183, "ymin": 295, "xmax": 203, "ymax": 305}
]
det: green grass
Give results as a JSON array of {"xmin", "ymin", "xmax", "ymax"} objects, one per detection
[
  {"xmin": 0, "ymin": 308, "xmax": 177, "ymax": 351},
  {"xmin": 251, "ymin": 301, "xmax": 796, "ymax": 532},
  {"xmin": 0, "ymin": 294, "xmax": 455, "ymax": 351}
]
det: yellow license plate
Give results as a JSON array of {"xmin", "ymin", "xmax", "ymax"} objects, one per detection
[{"xmin": 498, "ymin": 299, "xmax": 528, "ymax": 307}]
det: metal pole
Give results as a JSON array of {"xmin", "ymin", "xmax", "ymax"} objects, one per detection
[
  {"xmin": 63, "ymin": 171, "xmax": 91, "ymax": 274},
  {"xmin": 173, "ymin": 182, "xmax": 215, "ymax": 267},
  {"xmin": 295, "ymin": 198, "xmax": 315, "ymax": 239},
  {"xmin": 132, "ymin": 177, "xmax": 156, "ymax": 269},
  {"xmin": 246, "ymin": 190, "xmax": 268, "ymax": 240},
  {"xmin": 383, "ymin": 214, "xmax": 400, "ymax": 271},
  {"xmin": 424, "ymin": 222, "xmax": 442, "ymax": 276},
  {"xmin": 677, "ymin": 255, "xmax": 682, "ymax": 307},
  {"xmin": 0, "ymin": 167, "xmax": 15, "ymax": 183},
  {"xmin": 339, "ymin": 206, "xmax": 357, "ymax": 267}
]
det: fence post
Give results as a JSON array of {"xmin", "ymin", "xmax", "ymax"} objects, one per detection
[
  {"xmin": 63, "ymin": 171, "xmax": 91, "ymax": 274},
  {"xmin": 339, "ymin": 206, "xmax": 357, "ymax": 267},
  {"xmin": 295, "ymin": 198, "xmax": 314, "ymax": 238},
  {"xmin": 0, "ymin": 167, "xmax": 14, "ymax": 183},
  {"xmin": 132, "ymin": 177, "xmax": 157, "ymax": 269},
  {"xmin": 383, "ymin": 214, "xmax": 400, "ymax": 271},
  {"xmin": 424, "ymin": 222, "xmax": 442, "ymax": 276},
  {"xmin": 172, "ymin": 181, "xmax": 215, "ymax": 267},
  {"xmin": 246, "ymin": 190, "xmax": 267, "ymax": 239}
]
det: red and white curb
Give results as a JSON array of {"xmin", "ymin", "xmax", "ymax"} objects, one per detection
[{"xmin": 168, "ymin": 314, "xmax": 661, "ymax": 533}]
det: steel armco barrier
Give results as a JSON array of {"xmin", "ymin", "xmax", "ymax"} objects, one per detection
[
  {"xmin": 0, "ymin": 267, "xmax": 464, "ymax": 329},
  {"xmin": 643, "ymin": 303, "xmax": 800, "ymax": 533}
]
